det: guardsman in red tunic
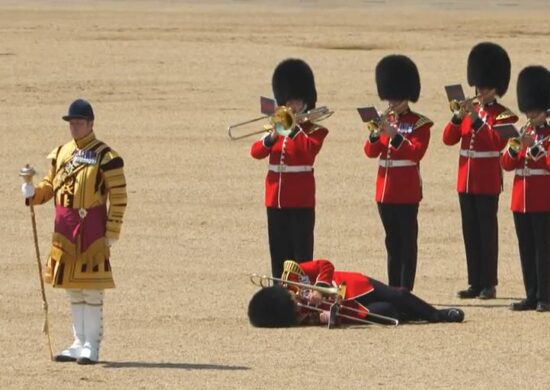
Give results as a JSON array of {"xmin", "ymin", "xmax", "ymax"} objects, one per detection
[
  {"xmin": 501, "ymin": 66, "xmax": 550, "ymax": 312},
  {"xmin": 250, "ymin": 59, "xmax": 328, "ymax": 278},
  {"xmin": 442, "ymin": 42, "xmax": 518, "ymax": 300},
  {"xmin": 364, "ymin": 55, "xmax": 432, "ymax": 291},
  {"xmin": 248, "ymin": 259, "xmax": 465, "ymax": 327}
]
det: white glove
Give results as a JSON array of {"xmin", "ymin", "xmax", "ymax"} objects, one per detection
[
  {"xmin": 106, "ymin": 238, "xmax": 117, "ymax": 248},
  {"xmin": 21, "ymin": 183, "xmax": 35, "ymax": 199}
]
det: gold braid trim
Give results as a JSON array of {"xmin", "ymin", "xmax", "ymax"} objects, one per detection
[
  {"xmin": 281, "ymin": 260, "xmax": 305, "ymax": 281},
  {"xmin": 495, "ymin": 108, "xmax": 518, "ymax": 122},
  {"xmin": 412, "ymin": 113, "xmax": 434, "ymax": 130}
]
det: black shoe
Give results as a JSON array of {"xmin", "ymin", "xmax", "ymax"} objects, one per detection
[
  {"xmin": 76, "ymin": 357, "xmax": 98, "ymax": 365},
  {"xmin": 53, "ymin": 355, "xmax": 77, "ymax": 362},
  {"xmin": 510, "ymin": 299, "xmax": 536, "ymax": 311},
  {"xmin": 536, "ymin": 302, "xmax": 550, "ymax": 312},
  {"xmin": 439, "ymin": 308, "xmax": 465, "ymax": 323},
  {"xmin": 457, "ymin": 286, "xmax": 480, "ymax": 299},
  {"xmin": 478, "ymin": 287, "xmax": 496, "ymax": 300}
]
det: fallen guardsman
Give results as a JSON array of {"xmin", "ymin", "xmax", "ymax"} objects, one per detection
[{"xmin": 248, "ymin": 259, "xmax": 465, "ymax": 327}]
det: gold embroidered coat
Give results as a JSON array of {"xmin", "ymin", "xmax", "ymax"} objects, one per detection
[{"xmin": 31, "ymin": 132, "xmax": 127, "ymax": 289}]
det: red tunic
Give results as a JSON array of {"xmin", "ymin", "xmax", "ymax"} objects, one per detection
[
  {"xmin": 364, "ymin": 110, "xmax": 432, "ymax": 204},
  {"xmin": 501, "ymin": 123, "xmax": 550, "ymax": 212},
  {"xmin": 250, "ymin": 122, "xmax": 328, "ymax": 208},
  {"xmin": 294, "ymin": 259, "xmax": 375, "ymax": 320},
  {"xmin": 442, "ymin": 101, "xmax": 518, "ymax": 194}
]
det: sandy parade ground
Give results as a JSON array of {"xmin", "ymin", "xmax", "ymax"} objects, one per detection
[{"xmin": 1, "ymin": 0, "xmax": 550, "ymax": 388}]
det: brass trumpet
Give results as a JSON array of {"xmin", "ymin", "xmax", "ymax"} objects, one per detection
[
  {"xmin": 227, "ymin": 105, "xmax": 333, "ymax": 141},
  {"xmin": 449, "ymin": 95, "xmax": 481, "ymax": 116},
  {"xmin": 366, "ymin": 107, "xmax": 396, "ymax": 137},
  {"xmin": 509, "ymin": 120, "xmax": 550, "ymax": 153},
  {"xmin": 508, "ymin": 120, "xmax": 532, "ymax": 153}
]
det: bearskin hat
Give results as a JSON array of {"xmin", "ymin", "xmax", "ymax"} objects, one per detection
[
  {"xmin": 248, "ymin": 286, "xmax": 298, "ymax": 328},
  {"xmin": 517, "ymin": 65, "xmax": 550, "ymax": 113},
  {"xmin": 375, "ymin": 55, "xmax": 421, "ymax": 102},
  {"xmin": 272, "ymin": 58, "xmax": 317, "ymax": 109},
  {"xmin": 467, "ymin": 42, "xmax": 511, "ymax": 96}
]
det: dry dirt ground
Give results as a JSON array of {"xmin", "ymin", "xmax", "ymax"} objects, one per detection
[{"xmin": 1, "ymin": 1, "xmax": 550, "ymax": 389}]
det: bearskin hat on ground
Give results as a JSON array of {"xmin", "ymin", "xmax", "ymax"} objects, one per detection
[{"xmin": 248, "ymin": 286, "xmax": 298, "ymax": 328}]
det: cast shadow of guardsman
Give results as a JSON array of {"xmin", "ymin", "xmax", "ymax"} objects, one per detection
[
  {"xmin": 101, "ymin": 361, "xmax": 250, "ymax": 370},
  {"xmin": 433, "ymin": 296, "xmax": 522, "ymax": 309}
]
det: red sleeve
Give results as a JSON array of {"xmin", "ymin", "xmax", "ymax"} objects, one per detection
[
  {"xmin": 364, "ymin": 136, "xmax": 384, "ymax": 157},
  {"xmin": 442, "ymin": 121, "xmax": 462, "ymax": 146},
  {"xmin": 250, "ymin": 137, "xmax": 271, "ymax": 159},
  {"xmin": 292, "ymin": 127, "xmax": 328, "ymax": 156},
  {"xmin": 299, "ymin": 259, "xmax": 334, "ymax": 287},
  {"xmin": 389, "ymin": 123, "xmax": 431, "ymax": 162},
  {"xmin": 500, "ymin": 148, "xmax": 521, "ymax": 171}
]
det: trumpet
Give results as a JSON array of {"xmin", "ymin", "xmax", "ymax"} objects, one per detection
[
  {"xmin": 250, "ymin": 273, "xmax": 399, "ymax": 327},
  {"xmin": 227, "ymin": 105, "xmax": 333, "ymax": 141},
  {"xmin": 449, "ymin": 95, "xmax": 481, "ymax": 116},
  {"xmin": 508, "ymin": 120, "xmax": 533, "ymax": 153},
  {"xmin": 366, "ymin": 107, "xmax": 396, "ymax": 137}
]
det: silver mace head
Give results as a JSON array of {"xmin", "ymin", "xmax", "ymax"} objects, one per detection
[{"xmin": 19, "ymin": 164, "xmax": 36, "ymax": 183}]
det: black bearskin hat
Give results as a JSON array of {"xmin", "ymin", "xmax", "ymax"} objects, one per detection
[
  {"xmin": 517, "ymin": 65, "xmax": 550, "ymax": 113},
  {"xmin": 248, "ymin": 286, "xmax": 298, "ymax": 328},
  {"xmin": 467, "ymin": 42, "xmax": 511, "ymax": 96},
  {"xmin": 272, "ymin": 58, "xmax": 317, "ymax": 109},
  {"xmin": 375, "ymin": 55, "xmax": 421, "ymax": 102}
]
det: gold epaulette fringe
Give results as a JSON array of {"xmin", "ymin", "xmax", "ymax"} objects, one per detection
[
  {"xmin": 281, "ymin": 260, "xmax": 305, "ymax": 281},
  {"xmin": 496, "ymin": 108, "xmax": 518, "ymax": 122},
  {"xmin": 413, "ymin": 113, "xmax": 434, "ymax": 130}
]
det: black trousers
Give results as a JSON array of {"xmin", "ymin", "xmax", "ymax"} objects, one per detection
[
  {"xmin": 356, "ymin": 278, "xmax": 438, "ymax": 322},
  {"xmin": 267, "ymin": 207, "xmax": 315, "ymax": 278},
  {"xmin": 458, "ymin": 193, "xmax": 499, "ymax": 289},
  {"xmin": 377, "ymin": 203, "xmax": 419, "ymax": 290},
  {"xmin": 513, "ymin": 212, "xmax": 550, "ymax": 303}
]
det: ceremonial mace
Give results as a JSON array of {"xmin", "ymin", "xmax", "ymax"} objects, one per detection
[{"xmin": 19, "ymin": 164, "xmax": 54, "ymax": 361}]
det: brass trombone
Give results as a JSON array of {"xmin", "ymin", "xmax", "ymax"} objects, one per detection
[
  {"xmin": 449, "ymin": 95, "xmax": 481, "ymax": 116},
  {"xmin": 227, "ymin": 106, "xmax": 333, "ymax": 141},
  {"xmin": 250, "ymin": 273, "xmax": 399, "ymax": 327},
  {"xmin": 250, "ymin": 273, "xmax": 344, "ymax": 298}
]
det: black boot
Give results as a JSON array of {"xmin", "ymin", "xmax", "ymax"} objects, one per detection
[
  {"xmin": 510, "ymin": 299, "xmax": 537, "ymax": 311},
  {"xmin": 478, "ymin": 286, "xmax": 496, "ymax": 300},
  {"xmin": 457, "ymin": 286, "xmax": 480, "ymax": 299}
]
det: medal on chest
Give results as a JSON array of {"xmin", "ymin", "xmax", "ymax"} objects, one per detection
[{"xmin": 398, "ymin": 122, "xmax": 414, "ymax": 135}]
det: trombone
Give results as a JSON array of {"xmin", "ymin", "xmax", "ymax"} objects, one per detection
[
  {"xmin": 449, "ymin": 95, "xmax": 481, "ymax": 116},
  {"xmin": 250, "ymin": 273, "xmax": 399, "ymax": 327},
  {"xmin": 250, "ymin": 273, "xmax": 344, "ymax": 298},
  {"xmin": 227, "ymin": 105, "xmax": 333, "ymax": 141}
]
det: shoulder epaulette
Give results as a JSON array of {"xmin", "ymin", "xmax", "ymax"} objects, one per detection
[
  {"xmin": 411, "ymin": 112, "xmax": 433, "ymax": 130},
  {"xmin": 495, "ymin": 108, "xmax": 518, "ymax": 122}
]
